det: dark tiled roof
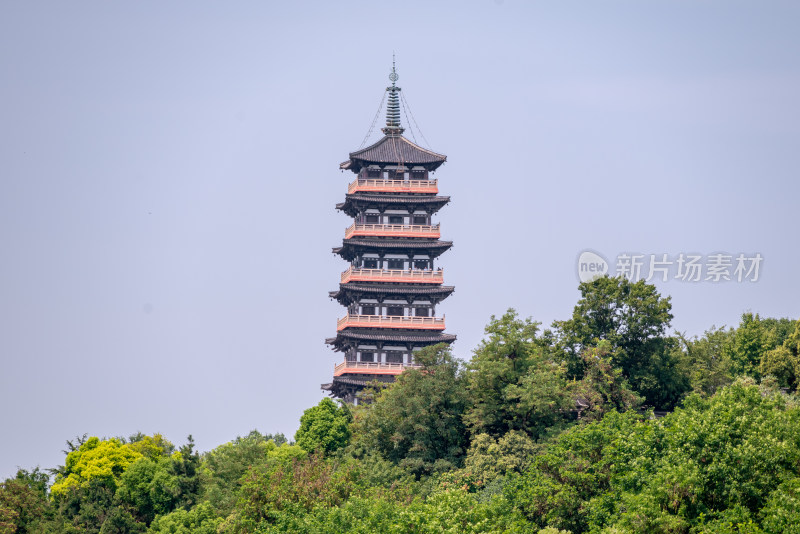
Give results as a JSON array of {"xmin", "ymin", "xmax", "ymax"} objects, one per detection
[
  {"xmin": 329, "ymin": 284, "xmax": 455, "ymax": 306},
  {"xmin": 331, "ymin": 375, "xmax": 393, "ymax": 387},
  {"xmin": 321, "ymin": 375, "xmax": 394, "ymax": 396},
  {"xmin": 326, "ymin": 331, "xmax": 457, "ymax": 349},
  {"xmin": 336, "ymin": 194, "xmax": 450, "ymax": 217},
  {"xmin": 340, "ymin": 135, "xmax": 447, "ymax": 172},
  {"xmin": 333, "ymin": 239, "xmax": 453, "ymax": 260}
]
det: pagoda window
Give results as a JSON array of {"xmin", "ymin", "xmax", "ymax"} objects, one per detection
[
  {"xmin": 387, "ymin": 259, "xmax": 404, "ymax": 269},
  {"xmin": 386, "ymin": 351, "xmax": 403, "ymax": 364},
  {"xmin": 367, "ymin": 168, "xmax": 381, "ymax": 179},
  {"xmin": 410, "ymin": 169, "xmax": 427, "ymax": 181},
  {"xmin": 413, "ymin": 259, "xmax": 429, "ymax": 269},
  {"xmin": 388, "ymin": 215, "xmax": 404, "ymax": 225},
  {"xmin": 364, "ymin": 214, "xmax": 380, "ymax": 224},
  {"xmin": 360, "ymin": 352, "xmax": 375, "ymax": 363},
  {"xmin": 415, "ymin": 307, "xmax": 430, "ymax": 317},
  {"xmin": 361, "ymin": 305, "xmax": 376, "ymax": 315},
  {"xmin": 386, "ymin": 306, "xmax": 404, "ymax": 317},
  {"xmin": 363, "ymin": 258, "xmax": 378, "ymax": 269},
  {"xmin": 412, "ymin": 215, "xmax": 428, "ymax": 225}
]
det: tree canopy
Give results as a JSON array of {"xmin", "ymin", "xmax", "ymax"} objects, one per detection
[{"xmin": 4, "ymin": 277, "xmax": 799, "ymax": 534}]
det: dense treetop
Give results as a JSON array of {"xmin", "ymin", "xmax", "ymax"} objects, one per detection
[{"xmin": 2, "ymin": 276, "xmax": 799, "ymax": 533}]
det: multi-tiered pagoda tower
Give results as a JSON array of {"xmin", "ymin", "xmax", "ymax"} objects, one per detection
[{"xmin": 322, "ymin": 65, "xmax": 456, "ymax": 403}]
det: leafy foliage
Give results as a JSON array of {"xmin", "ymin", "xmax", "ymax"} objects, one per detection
[
  {"xmin": 200, "ymin": 431, "xmax": 287, "ymax": 515},
  {"xmin": 555, "ymin": 276, "xmax": 688, "ymax": 408},
  {"xmin": 4, "ymin": 281, "xmax": 799, "ymax": 533},
  {"xmin": 295, "ymin": 398, "xmax": 351, "ymax": 454},
  {"xmin": 51, "ymin": 437, "xmax": 142, "ymax": 497},
  {"xmin": 351, "ymin": 343, "xmax": 468, "ymax": 477},
  {"xmin": 466, "ymin": 310, "xmax": 573, "ymax": 440},
  {"xmin": 147, "ymin": 501, "xmax": 222, "ymax": 534}
]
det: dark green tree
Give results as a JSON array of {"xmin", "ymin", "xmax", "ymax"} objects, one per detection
[
  {"xmin": 351, "ymin": 344, "xmax": 468, "ymax": 477},
  {"xmin": 679, "ymin": 326, "xmax": 735, "ymax": 397},
  {"xmin": 0, "ymin": 470, "xmax": 50, "ymax": 534},
  {"xmin": 168, "ymin": 436, "xmax": 202, "ymax": 511},
  {"xmin": 554, "ymin": 276, "xmax": 688, "ymax": 408},
  {"xmin": 570, "ymin": 340, "xmax": 642, "ymax": 421},
  {"xmin": 465, "ymin": 310, "xmax": 571, "ymax": 439},
  {"xmin": 759, "ymin": 319, "xmax": 800, "ymax": 390},
  {"xmin": 114, "ymin": 457, "xmax": 180, "ymax": 524},
  {"xmin": 201, "ymin": 430, "xmax": 288, "ymax": 515},
  {"xmin": 730, "ymin": 313, "xmax": 795, "ymax": 380}
]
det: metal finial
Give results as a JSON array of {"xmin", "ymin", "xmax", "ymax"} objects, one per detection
[
  {"xmin": 389, "ymin": 54, "xmax": 398, "ymax": 84},
  {"xmin": 382, "ymin": 54, "xmax": 404, "ymax": 136}
]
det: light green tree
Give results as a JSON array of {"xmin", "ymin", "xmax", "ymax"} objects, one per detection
[{"xmin": 51, "ymin": 437, "xmax": 142, "ymax": 497}]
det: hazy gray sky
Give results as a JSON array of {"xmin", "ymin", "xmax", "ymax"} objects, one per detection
[{"xmin": 2, "ymin": 1, "xmax": 799, "ymax": 479}]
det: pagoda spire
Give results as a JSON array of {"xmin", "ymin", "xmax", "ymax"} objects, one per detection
[{"xmin": 382, "ymin": 56, "xmax": 404, "ymax": 136}]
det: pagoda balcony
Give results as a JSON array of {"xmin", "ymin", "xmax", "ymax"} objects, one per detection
[
  {"xmin": 333, "ymin": 360, "xmax": 422, "ymax": 377},
  {"xmin": 340, "ymin": 267, "xmax": 444, "ymax": 284},
  {"xmin": 336, "ymin": 314, "xmax": 445, "ymax": 331},
  {"xmin": 344, "ymin": 223, "xmax": 440, "ymax": 239},
  {"xmin": 347, "ymin": 178, "xmax": 438, "ymax": 194}
]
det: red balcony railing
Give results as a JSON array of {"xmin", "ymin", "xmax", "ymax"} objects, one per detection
[
  {"xmin": 333, "ymin": 360, "xmax": 422, "ymax": 377},
  {"xmin": 336, "ymin": 314, "xmax": 445, "ymax": 331},
  {"xmin": 348, "ymin": 178, "xmax": 438, "ymax": 194},
  {"xmin": 340, "ymin": 267, "xmax": 444, "ymax": 284},
  {"xmin": 344, "ymin": 223, "xmax": 440, "ymax": 239}
]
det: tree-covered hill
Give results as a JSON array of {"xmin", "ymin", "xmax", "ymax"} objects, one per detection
[{"xmin": 2, "ymin": 277, "xmax": 799, "ymax": 533}]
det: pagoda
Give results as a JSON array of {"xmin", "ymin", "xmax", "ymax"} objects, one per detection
[{"xmin": 322, "ymin": 64, "xmax": 456, "ymax": 403}]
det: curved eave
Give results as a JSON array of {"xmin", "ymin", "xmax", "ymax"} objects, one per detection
[
  {"xmin": 333, "ymin": 238, "xmax": 453, "ymax": 261},
  {"xmin": 321, "ymin": 375, "xmax": 394, "ymax": 395},
  {"xmin": 336, "ymin": 194, "xmax": 451, "ymax": 218},
  {"xmin": 340, "ymin": 135, "xmax": 447, "ymax": 173},
  {"xmin": 329, "ymin": 284, "xmax": 455, "ymax": 306},
  {"xmin": 325, "ymin": 330, "xmax": 457, "ymax": 351}
]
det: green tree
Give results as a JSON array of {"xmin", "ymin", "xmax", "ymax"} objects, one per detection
[
  {"xmin": 147, "ymin": 502, "xmax": 222, "ymax": 534},
  {"xmin": 351, "ymin": 344, "xmax": 468, "ymax": 477},
  {"xmin": 679, "ymin": 326, "xmax": 735, "ymax": 396},
  {"xmin": 98, "ymin": 507, "xmax": 145, "ymax": 534},
  {"xmin": 295, "ymin": 398, "xmax": 352, "ymax": 455},
  {"xmin": 167, "ymin": 437, "xmax": 201, "ymax": 511},
  {"xmin": 507, "ymin": 409, "xmax": 652, "ymax": 533},
  {"xmin": 731, "ymin": 314, "xmax": 795, "ymax": 380},
  {"xmin": 463, "ymin": 431, "xmax": 537, "ymax": 486},
  {"xmin": 53, "ymin": 477, "xmax": 118, "ymax": 533},
  {"xmin": 570, "ymin": 340, "xmax": 642, "ymax": 421},
  {"xmin": 51, "ymin": 437, "xmax": 142, "ymax": 497},
  {"xmin": 760, "ymin": 477, "xmax": 800, "ymax": 534},
  {"xmin": 759, "ymin": 319, "xmax": 800, "ymax": 390},
  {"xmin": 507, "ymin": 380, "xmax": 800, "ymax": 533},
  {"xmin": 465, "ymin": 310, "xmax": 572, "ymax": 440},
  {"xmin": 0, "ymin": 471, "xmax": 50, "ymax": 534},
  {"xmin": 227, "ymin": 452, "xmax": 356, "ymax": 533},
  {"xmin": 554, "ymin": 275, "xmax": 688, "ymax": 408},
  {"xmin": 200, "ymin": 431, "xmax": 288, "ymax": 515},
  {"xmin": 115, "ymin": 457, "xmax": 181, "ymax": 524}
]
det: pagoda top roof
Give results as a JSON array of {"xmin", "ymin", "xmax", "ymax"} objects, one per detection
[{"xmin": 340, "ymin": 135, "xmax": 447, "ymax": 173}]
